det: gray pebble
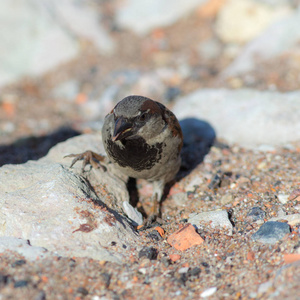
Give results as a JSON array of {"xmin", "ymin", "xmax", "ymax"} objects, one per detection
[
  {"xmin": 247, "ymin": 207, "xmax": 266, "ymax": 222},
  {"xmin": 252, "ymin": 221, "xmax": 290, "ymax": 244}
]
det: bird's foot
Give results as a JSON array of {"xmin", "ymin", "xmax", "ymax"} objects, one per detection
[
  {"xmin": 64, "ymin": 150, "xmax": 106, "ymax": 173},
  {"xmin": 143, "ymin": 214, "xmax": 163, "ymax": 228}
]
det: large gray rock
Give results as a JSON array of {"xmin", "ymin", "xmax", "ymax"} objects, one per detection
[
  {"xmin": 116, "ymin": 0, "xmax": 206, "ymax": 35},
  {"xmin": 174, "ymin": 88, "xmax": 300, "ymax": 149},
  {"xmin": 0, "ymin": 134, "xmax": 138, "ymax": 263},
  {"xmin": 0, "ymin": 0, "xmax": 114, "ymax": 87},
  {"xmin": 222, "ymin": 7, "xmax": 300, "ymax": 76}
]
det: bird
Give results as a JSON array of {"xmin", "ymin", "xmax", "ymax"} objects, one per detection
[{"xmin": 66, "ymin": 95, "xmax": 183, "ymax": 225}]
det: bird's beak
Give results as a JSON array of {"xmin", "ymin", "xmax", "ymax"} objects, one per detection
[{"xmin": 112, "ymin": 117, "xmax": 133, "ymax": 141}]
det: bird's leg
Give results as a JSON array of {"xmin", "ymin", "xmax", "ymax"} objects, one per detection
[
  {"xmin": 64, "ymin": 150, "xmax": 107, "ymax": 173},
  {"xmin": 144, "ymin": 180, "xmax": 165, "ymax": 226}
]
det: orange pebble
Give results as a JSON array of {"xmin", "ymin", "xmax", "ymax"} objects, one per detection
[
  {"xmin": 169, "ymin": 254, "xmax": 181, "ymax": 262},
  {"xmin": 167, "ymin": 224, "xmax": 204, "ymax": 251},
  {"xmin": 283, "ymin": 253, "xmax": 300, "ymax": 264},
  {"xmin": 247, "ymin": 251, "xmax": 255, "ymax": 261},
  {"xmin": 41, "ymin": 276, "xmax": 48, "ymax": 283},
  {"xmin": 154, "ymin": 226, "xmax": 165, "ymax": 237}
]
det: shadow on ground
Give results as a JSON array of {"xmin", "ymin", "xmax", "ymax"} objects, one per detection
[
  {"xmin": 0, "ymin": 127, "xmax": 80, "ymax": 167},
  {"xmin": 179, "ymin": 117, "xmax": 216, "ymax": 178}
]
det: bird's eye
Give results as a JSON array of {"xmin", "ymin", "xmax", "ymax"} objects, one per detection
[{"xmin": 139, "ymin": 113, "xmax": 146, "ymax": 121}]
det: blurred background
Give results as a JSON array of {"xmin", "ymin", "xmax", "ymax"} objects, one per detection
[{"xmin": 1, "ymin": 0, "xmax": 300, "ymax": 164}]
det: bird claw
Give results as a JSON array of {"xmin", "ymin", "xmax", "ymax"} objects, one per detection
[
  {"xmin": 143, "ymin": 214, "xmax": 163, "ymax": 228},
  {"xmin": 64, "ymin": 150, "xmax": 106, "ymax": 173}
]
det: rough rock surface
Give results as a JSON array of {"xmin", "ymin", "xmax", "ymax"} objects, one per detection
[
  {"xmin": 173, "ymin": 88, "xmax": 300, "ymax": 148},
  {"xmin": 0, "ymin": 134, "xmax": 138, "ymax": 263},
  {"xmin": 0, "ymin": 237, "xmax": 54, "ymax": 261}
]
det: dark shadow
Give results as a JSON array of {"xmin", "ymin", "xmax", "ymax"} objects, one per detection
[
  {"xmin": 0, "ymin": 127, "xmax": 80, "ymax": 167},
  {"xmin": 178, "ymin": 117, "xmax": 216, "ymax": 178}
]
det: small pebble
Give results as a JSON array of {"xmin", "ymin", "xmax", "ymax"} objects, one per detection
[
  {"xmin": 220, "ymin": 193, "xmax": 234, "ymax": 205},
  {"xmin": 169, "ymin": 254, "xmax": 181, "ymax": 262},
  {"xmin": 35, "ymin": 290, "xmax": 46, "ymax": 300},
  {"xmin": 165, "ymin": 86, "xmax": 181, "ymax": 102},
  {"xmin": 138, "ymin": 268, "xmax": 147, "ymax": 275},
  {"xmin": 283, "ymin": 253, "xmax": 300, "ymax": 264},
  {"xmin": 188, "ymin": 210, "xmax": 233, "ymax": 235},
  {"xmin": 14, "ymin": 280, "xmax": 28, "ymax": 288},
  {"xmin": 258, "ymin": 281, "xmax": 273, "ymax": 294},
  {"xmin": 188, "ymin": 267, "xmax": 201, "ymax": 277},
  {"xmin": 77, "ymin": 287, "xmax": 89, "ymax": 296},
  {"xmin": 288, "ymin": 189, "xmax": 300, "ymax": 201},
  {"xmin": 247, "ymin": 207, "xmax": 266, "ymax": 222},
  {"xmin": 138, "ymin": 246, "xmax": 158, "ymax": 260},
  {"xmin": 277, "ymin": 193, "xmax": 289, "ymax": 204},
  {"xmin": 200, "ymin": 287, "xmax": 217, "ymax": 298},
  {"xmin": 154, "ymin": 226, "xmax": 165, "ymax": 237},
  {"xmin": 161, "ymin": 257, "xmax": 171, "ymax": 266},
  {"xmin": 146, "ymin": 230, "xmax": 162, "ymax": 241},
  {"xmin": 178, "ymin": 267, "xmax": 189, "ymax": 274},
  {"xmin": 0, "ymin": 274, "xmax": 9, "ymax": 285},
  {"xmin": 208, "ymin": 172, "xmax": 222, "ymax": 189},
  {"xmin": 11, "ymin": 259, "xmax": 26, "ymax": 268},
  {"xmin": 167, "ymin": 224, "xmax": 204, "ymax": 251},
  {"xmin": 100, "ymin": 273, "xmax": 111, "ymax": 288},
  {"xmin": 201, "ymin": 262, "xmax": 210, "ymax": 268},
  {"xmin": 252, "ymin": 221, "xmax": 290, "ymax": 244}
]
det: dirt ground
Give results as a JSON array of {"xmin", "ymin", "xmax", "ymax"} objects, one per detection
[{"xmin": 0, "ymin": 7, "xmax": 300, "ymax": 300}]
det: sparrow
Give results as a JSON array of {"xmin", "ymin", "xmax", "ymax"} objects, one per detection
[{"xmin": 66, "ymin": 95, "xmax": 183, "ymax": 224}]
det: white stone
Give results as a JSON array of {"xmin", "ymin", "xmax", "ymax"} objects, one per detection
[
  {"xmin": 116, "ymin": 0, "xmax": 206, "ymax": 35},
  {"xmin": 123, "ymin": 201, "xmax": 143, "ymax": 226},
  {"xmin": 188, "ymin": 209, "xmax": 233, "ymax": 235},
  {"xmin": 173, "ymin": 89, "xmax": 300, "ymax": 149},
  {"xmin": 215, "ymin": 0, "xmax": 290, "ymax": 44},
  {"xmin": 258, "ymin": 281, "xmax": 273, "ymax": 294},
  {"xmin": 178, "ymin": 267, "xmax": 189, "ymax": 274},
  {"xmin": 200, "ymin": 287, "xmax": 217, "ymax": 298},
  {"xmin": 277, "ymin": 194, "xmax": 289, "ymax": 204}
]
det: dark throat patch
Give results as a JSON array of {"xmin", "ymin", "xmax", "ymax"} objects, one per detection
[{"xmin": 107, "ymin": 135, "xmax": 163, "ymax": 172}]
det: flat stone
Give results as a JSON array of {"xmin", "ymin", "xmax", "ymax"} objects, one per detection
[
  {"xmin": 167, "ymin": 224, "xmax": 204, "ymax": 251},
  {"xmin": 188, "ymin": 209, "xmax": 233, "ymax": 235},
  {"xmin": 269, "ymin": 214, "xmax": 300, "ymax": 226},
  {"xmin": 252, "ymin": 221, "xmax": 290, "ymax": 244},
  {"xmin": 123, "ymin": 201, "xmax": 143, "ymax": 226}
]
